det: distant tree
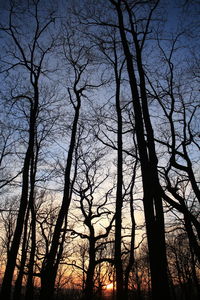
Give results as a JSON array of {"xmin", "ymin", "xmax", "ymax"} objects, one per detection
[
  {"xmin": 0, "ymin": 121, "xmax": 21, "ymax": 193},
  {"xmin": 67, "ymin": 147, "xmax": 115, "ymax": 299},
  {"xmin": 167, "ymin": 231, "xmax": 200, "ymax": 300}
]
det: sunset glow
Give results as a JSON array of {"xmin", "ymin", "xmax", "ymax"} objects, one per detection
[
  {"xmin": 0, "ymin": 1, "xmax": 198, "ymax": 300},
  {"xmin": 106, "ymin": 283, "xmax": 114, "ymax": 290}
]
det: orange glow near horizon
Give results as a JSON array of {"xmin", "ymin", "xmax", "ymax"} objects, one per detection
[{"xmin": 106, "ymin": 282, "xmax": 114, "ymax": 290}]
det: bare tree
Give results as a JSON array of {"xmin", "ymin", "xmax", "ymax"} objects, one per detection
[
  {"xmin": 0, "ymin": 2, "xmax": 57, "ymax": 299},
  {"xmin": 147, "ymin": 32, "xmax": 200, "ymax": 263},
  {"xmin": 39, "ymin": 25, "xmax": 103, "ymax": 299},
  {"xmin": 107, "ymin": 1, "xmax": 171, "ymax": 299},
  {"xmin": 68, "ymin": 149, "xmax": 115, "ymax": 299}
]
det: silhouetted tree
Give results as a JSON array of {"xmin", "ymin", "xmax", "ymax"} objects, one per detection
[{"xmin": 0, "ymin": 2, "xmax": 56, "ymax": 299}]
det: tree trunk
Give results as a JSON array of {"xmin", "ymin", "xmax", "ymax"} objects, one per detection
[
  {"xmin": 39, "ymin": 96, "xmax": 81, "ymax": 300},
  {"xmin": 114, "ymin": 63, "xmax": 124, "ymax": 300},
  {"xmin": 1, "ymin": 98, "xmax": 37, "ymax": 300},
  {"xmin": 13, "ymin": 209, "xmax": 29, "ymax": 300},
  {"xmin": 124, "ymin": 160, "xmax": 137, "ymax": 299},
  {"xmin": 82, "ymin": 237, "xmax": 96, "ymax": 300},
  {"xmin": 25, "ymin": 150, "xmax": 38, "ymax": 300},
  {"xmin": 109, "ymin": 2, "xmax": 171, "ymax": 299}
]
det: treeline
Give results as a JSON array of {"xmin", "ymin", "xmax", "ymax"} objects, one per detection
[{"xmin": 0, "ymin": 1, "xmax": 199, "ymax": 300}]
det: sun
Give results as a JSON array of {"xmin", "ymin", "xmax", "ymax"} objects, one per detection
[{"xmin": 106, "ymin": 283, "xmax": 114, "ymax": 290}]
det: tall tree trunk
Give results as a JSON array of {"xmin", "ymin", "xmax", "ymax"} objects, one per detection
[
  {"xmin": 13, "ymin": 209, "xmax": 29, "ymax": 300},
  {"xmin": 109, "ymin": 1, "xmax": 171, "ymax": 299},
  {"xmin": 114, "ymin": 55, "xmax": 124, "ymax": 300},
  {"xmin": 124, "ymin": 163, "xmax": 137, "ymax": 298},
  {"xmin": 39, "ymin": 95, "xmax": 81, "ymax": 300},
  {"xmin": 1, "ymin": 94, "xmax": 38, "ymax": 300},
  {"xmin": 25, "ymin": 146, "xmax": 38, "ymax": 300},
  {"xmin": 82, "ymin": 236, "xmax": 96, "ymax": 300}
]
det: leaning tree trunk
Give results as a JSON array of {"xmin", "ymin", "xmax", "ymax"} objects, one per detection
[
  {"xmin": 39, "ymin": 93, "xmax": 81, "ymax": 300},
  {"xmin": 13, "ymin": 208, "xmax": 30, "ymax": 300}
]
